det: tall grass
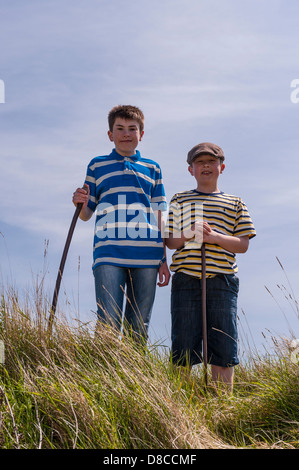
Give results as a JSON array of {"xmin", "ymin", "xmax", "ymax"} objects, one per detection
[
  {"xmin": 0, "ymin": 284, "xmax": 227, "ymax": 449},
  {"xmin": 0, "ymin": 260, "xmax": 298, "ymax": 449}
]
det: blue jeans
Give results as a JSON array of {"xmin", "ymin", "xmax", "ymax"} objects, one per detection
[
  {"xmin": 93, "ymin": 264, "xmax": 158, "ymax": 339},
  {"xmin": 171, "ymin": 271, "xmax": 240, "ymax": 367}
]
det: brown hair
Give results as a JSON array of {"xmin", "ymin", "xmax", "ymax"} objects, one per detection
[{"xmin": 108, "ymin": 105, "xmax": 145, "ymax": 132}]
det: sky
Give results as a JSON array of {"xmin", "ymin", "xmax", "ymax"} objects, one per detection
[{"xmin": 1, "ymin": 0, "xmax": 299, "ymax": 358}]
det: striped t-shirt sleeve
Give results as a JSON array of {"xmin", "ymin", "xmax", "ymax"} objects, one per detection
[
  {"xmin": 85, "ymin": 159, "xmax": 100, "ymax": 212},
  {"xmin": 234, "ymin": 198, "xmax": 256, "ymax": 238}
]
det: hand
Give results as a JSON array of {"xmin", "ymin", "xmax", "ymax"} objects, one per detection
[
  {"xmin": 183, "ymin": 219, "xmax": 205, "ymax": 245},
  {"xmin": 157, "ymin": 261, "xmax": 170, "ymax": 287},
  {"xmin": 201, "ymin": 221, "xmax": 217, "ymax": 244},
  {"xmin": 72, "ymin": 184, "xmax": 89, "ymax": 208}
]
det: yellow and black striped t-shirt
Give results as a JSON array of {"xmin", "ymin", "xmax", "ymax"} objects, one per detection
[{"xmin": 165, "ymin": 190, "xmax": 256, "ymax": 278}]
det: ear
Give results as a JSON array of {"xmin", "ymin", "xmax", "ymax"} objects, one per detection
[
  {"xmin": 139, "ymin": 130, "xmax": 144, "ymax": 141},
  {"xmin": 188, "ymin": 165, "xmax": 193, "ymax": 176},
  {"xmin": 220, "ymin": 163, "xmax": 225, "ymax": 173},
  {"xmin": 107, "ymin": 130, "xmax": 114, "ymax": 142}
]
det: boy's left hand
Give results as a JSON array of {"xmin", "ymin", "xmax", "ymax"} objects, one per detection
[
  {"xmin": 157, "ymin": 261, "xmax": 170, "ymax": 287},
  {"xmin": 202, "ymin": 221, "xmax": 218, "ymax": 244},
  {"xmin": 202, "ymin": 222, "xmax": 215, "ymax": 243}
]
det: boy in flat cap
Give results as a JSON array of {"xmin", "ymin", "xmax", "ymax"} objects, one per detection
[{"xmin": 165, "ymin": 142, "xmax": 256, "ymax": 392}]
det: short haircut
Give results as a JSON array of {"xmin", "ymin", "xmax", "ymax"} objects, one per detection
[{"xmin": 108, "ymin": 105, "xmax": 145, "ymax": 132}]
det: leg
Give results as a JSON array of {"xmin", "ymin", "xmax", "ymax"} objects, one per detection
[
  {"xmin": 93, "ymin": 264, "xmax": 127, "ymax": 330},
  {"xmin": 170, "ymin": 272, "xmax": 203, "ymax": 367},
  {"xmin": 211, "ymin": 365, "xmax": 234, "ymax": 393},
  {"xmin": 206, "ymin": 274, "xmax": 239, "ymax": 393},
  {"xmin": 123, "ymin": 267, "xmax": 158, "ymax": 341}
]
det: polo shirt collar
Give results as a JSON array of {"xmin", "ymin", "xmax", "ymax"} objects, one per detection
[{"xmin": 111, "ymin": 149, "xmax": 141, "ymax": 162}]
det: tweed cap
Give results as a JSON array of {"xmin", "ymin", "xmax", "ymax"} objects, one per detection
[{"xmin": 187, "ymin": 142, "xmax": 225, "ymax": 164}]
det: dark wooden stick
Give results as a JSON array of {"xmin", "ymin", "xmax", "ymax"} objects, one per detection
[
  {"xmin": 201, "ymin": 243, "xmax": 208, "ymax": 386},
  {"xmin": 48, "ymin": 202, "xmax": 83, "ymax": 334}
]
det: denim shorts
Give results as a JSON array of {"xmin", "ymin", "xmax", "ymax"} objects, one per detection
[{"xmin": 171, "ymin": 271, "xmax": 240, "ymax": 367}]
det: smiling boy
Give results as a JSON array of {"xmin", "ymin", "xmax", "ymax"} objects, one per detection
[
  {"xmin": 73, "ymin": 105, "xmax": 169, "ymax": 340},
  {"xmin": 165, "ymin": 142, "xmax": 256, "ymax": 391}
]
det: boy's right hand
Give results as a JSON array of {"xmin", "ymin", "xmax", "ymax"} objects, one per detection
[
  {"xmin": 72, "ymin": 184, "xmax": 90, "ymax": 209},
  {"xmin": 183, "ymin": 219, "xmax": 204, "ymax": 245}
]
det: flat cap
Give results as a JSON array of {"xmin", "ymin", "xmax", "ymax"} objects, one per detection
[{"xmin": 187, "ymin": 142, "xmax": 225, "ymax": 164}]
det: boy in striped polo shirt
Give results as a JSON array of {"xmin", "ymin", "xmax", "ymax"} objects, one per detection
[
  {"xmin": 73, "ymin": 105, "xmax": 170, "ymax": 340},
  {"xmin": 165, "ymin": 142, "xmax": 256, "ymax": 391}
]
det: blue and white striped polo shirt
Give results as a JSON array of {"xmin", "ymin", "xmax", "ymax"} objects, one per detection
[{"xmin": 85, "ymin": 149, "xmax": 167, "ymax": 270}]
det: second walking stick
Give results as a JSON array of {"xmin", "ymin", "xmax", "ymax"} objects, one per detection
[{"xmin": 201, "ymin": 243, "xmax": 208, "ymax": 386}]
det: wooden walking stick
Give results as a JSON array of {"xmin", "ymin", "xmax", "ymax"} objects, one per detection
[
  {"xmin": 201, "ymin": 243, "xmax": 208, "ymax": 386},
  {"xmin": 48, "ymin": 190, "xmax": 86, "ymax": 334}
]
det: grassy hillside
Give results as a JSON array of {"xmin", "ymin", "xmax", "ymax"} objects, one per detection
[{"xmin": 0, "ymin": 284, "xmax": 298, "ymax": 450}]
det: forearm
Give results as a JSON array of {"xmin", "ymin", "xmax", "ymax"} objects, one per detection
[
  {"xmin": 79, "ymin": 206, "xmax": 93, "ymax": 221},
  {"xmin": 165, "ymin": 219, "xmax": 203, "ymax": 250},
  {"xmin": 155, "ymin": 210, "xmax": 168, "ymax": 251},
  {"xmin": 155, "ymin": 210, "xmax": 171, "ymax": 286},
  {"xmin": 207, "ymin": 232, "xmax": 249, "ymax": 253},
  {"xmin": 165, "ymin": 232, "xmax": 190, "ymax": 250},
  {"xmin": 166, "ymin": 230, "xmax": 249, "ymax": 254}
]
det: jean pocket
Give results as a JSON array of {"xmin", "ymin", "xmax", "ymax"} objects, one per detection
[{"xmin": 222, "ymin": 273, "xmax": 239, "ymax": 294}]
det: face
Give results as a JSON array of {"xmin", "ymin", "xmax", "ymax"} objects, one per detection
[
  {"xmin": 188, "ymin": 154, "xmax": 225, "ymax": 186},
  {"xmin": 108, "ymin": 117, "xmax": 144, "ymax": 156}
]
